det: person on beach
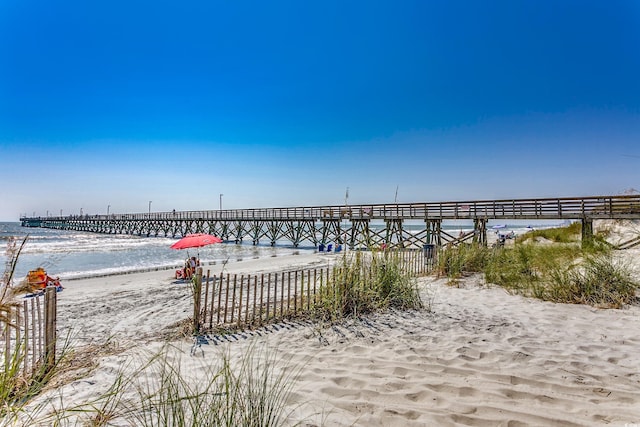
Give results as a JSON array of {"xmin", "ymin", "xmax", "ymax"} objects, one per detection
[
  {"xmin": 184, "ymin": 256, "xmax": 197, "ymax": 279},
  {"xmin": 183, "ymin": 258, "xmax": 193, "ymax": 279}
]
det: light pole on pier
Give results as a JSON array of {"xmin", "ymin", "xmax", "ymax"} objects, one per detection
[
  {"xmin": 219, "ymin": 194, "xmax": 223, "ymax": 211},
  {"xmin": 107, "ymin": 205, "xmax": 110, "ymax": 215},
  {"xmin": 148, "ymin": 201, "xmax": 152, "ymax": 214},
  {"xmin": 60, "ymin": 209, "xmax": 63, "ymax": 217}
]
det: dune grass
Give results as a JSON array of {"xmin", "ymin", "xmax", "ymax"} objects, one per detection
[
  {"xmin": 517, "ymin": 221, "xmax": 582, "ymax": 243},
  {"xmin": 26, "ymin": 343, "xmax": 300, "ymax": 427},
  {"xmin": 312, "ymin": 250, "xmax": 423, "ymax": 321},
  {"xmin": 436, "ymin": 243, "xmax": 491, "ymax": 281},
  {"xmin": 545, "ymin": 254, "xmax": 638, "ymax": 308},
  {"xmin": 437, "ymin": 223, "xmax": 639, "ymax": 308}
]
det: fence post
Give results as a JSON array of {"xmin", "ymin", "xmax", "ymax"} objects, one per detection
[
  {"xmin": 193, "ymin": 267, "xmax": 203, "ymax": 334},
  {"xmin": 44, "ymin": 286, "xmax": 57, "ymax": 371},
  {"xmin": 202, "ymin": 270, "xmax": 210, "ymax": 330}
]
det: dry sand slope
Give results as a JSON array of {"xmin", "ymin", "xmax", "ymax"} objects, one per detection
[{"xmin": 264, "ymin": 275, "xmax": 640, "ymax": 427}]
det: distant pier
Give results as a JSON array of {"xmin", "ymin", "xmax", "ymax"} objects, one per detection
[{"xmin": 20, "ymin": 195, "xmax": 640, "ymax": 249}]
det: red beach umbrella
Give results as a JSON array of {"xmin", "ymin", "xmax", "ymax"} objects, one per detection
[{"xmin": 170, "ymin": 233, "xmax": 223, "ymax": 250}]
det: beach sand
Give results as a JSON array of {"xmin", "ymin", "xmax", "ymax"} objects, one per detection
[{"xmin": 24, "ymin": 240, "xmax": 640, "ymax": 426}]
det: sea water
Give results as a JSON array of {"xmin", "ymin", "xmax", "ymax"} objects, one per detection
[{"xmin": 0, "ymin": 222, "xmax": 312, "ymax": 281}]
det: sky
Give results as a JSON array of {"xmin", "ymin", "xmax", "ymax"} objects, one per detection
[{"xmin": 1, "ymin": 0, "xmax": 639, "ymax": 221}]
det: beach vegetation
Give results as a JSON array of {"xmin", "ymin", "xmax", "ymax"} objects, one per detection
[
  {"xmin": 312, "ymin": 250, "xmax": 422, "ymax": 321},
  {"xmin": 483, "ymin": 244, "xmax": 581, "ymax": 296},
  {"xmin": 437, "ymin": 230, "xmax": 639, "ymax": 308},
  {"xmin": 435, "ymin": 243, "xmax": 491, "ymax": 281},
  {"xmin": 517, "ymin": 221, "xmax": 582, "ymax": 243},
  {"xmin": 29, "ymin": 343, "xmax": 300, "ymax": 427},
  {"xmin": 544, "ymin": 254, "xmax": 638, "ymax": 308}
]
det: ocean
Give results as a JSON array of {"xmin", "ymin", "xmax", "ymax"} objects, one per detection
[
  {"xmin": 0, "ymin": 222, "xmax": 312, "ymax": 282},
  {"xmin": 0, "ymin": 220, "xmax": 558, "ymax": 283}
]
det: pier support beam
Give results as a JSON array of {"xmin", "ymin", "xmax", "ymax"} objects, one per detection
[
  {"xmin": 581, "ymin": 218, "xmax": 593, "ymax": 248},
  {"xmin": 349, "ymin": 219, "xmax": 371, "ymax": 249},
  {"xmin": 385, "ymin": 219, "xmax": 404, "ymax": 248},
  {"xmin": 321, "ymin": 220, "xmax": 342, "ymax": 246},
  {"xmin": 425, "ymin": 220, "xmax": 442, "ymax": 247},
  {"xmin": 473, "ymin": 218, "xmax": 488, "ymax": 246}
]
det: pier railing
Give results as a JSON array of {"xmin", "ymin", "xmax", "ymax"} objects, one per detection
[
  {"xmin": 193, "ymin": 250, "xmax": 431, "ymax": 332},
  {"xmin": 23, "ymin": 194, "xmax": 640, "ymax": 223}
]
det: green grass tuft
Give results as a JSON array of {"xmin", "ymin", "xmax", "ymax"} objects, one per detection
[
  {"xmin": 437, "ymin": 236, "xmax": 639, "ymax": 309},
  {"xmin": 312, "ymin": 250, "xmax": 423, "ymax": 321}
]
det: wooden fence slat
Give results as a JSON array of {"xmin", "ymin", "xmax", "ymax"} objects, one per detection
[
  {"xmin": 313, "ymin": 269, "xmax": 317, "ymax": 306},
  {"xmin": 203, "ymin": 270, "xmax": 210, "ymax": 329},
  {"xmin": 216, "ymin": 273, "xmax": 224, "ymax": 324},
  {"xmin": 44, "ymin": 287, "xmax": 57, "ymax": 371},
  {"xmin": 230, "ymin": 274, "xmax": 238, "ymax": 324},
  {"xmin": 287, "ymin": 271, "xmax": 291, "ymax": 316},
  {"xmin": 236, "ymin": 275, "xmax": 244, "ymax": 326},
  {"xmin": 259, "ymin": 274, "xmax": 265, "ymax": 325},
  {"xmin": 207, "ymin": 276, "xmax": 216, "ymax": 329},
  {"xmin": 36, "ymin": 296, "xmax": 42, "ymax": 359},
  {"xmin": 273, "ymin": 273, "xmax": 279, "ymax": 318},
  {"xmin": 244, "ymin": 275, "xmax": 250, "ymax": 325},
  {"xmin": 293, "ymin": 271, "xmax": 297, "ymax": 314},
  {"xmin": 223, "ymin": 274, "xmax": 231, "ymax": 323},
  {"xmin": 22, "ymin": 300, "xmax": 28, "ymax": 373},
  {"xmin": 193, "ymin": 268, "xmax": 203, "ymax": 334},
  {"xmin": 30, "ymin": 299, "xmax": 36, "ymax": 372},
  {"xmin": 266, "ymin": 273, "xmax": 272, "ymax": 322},
  {"xmin": 251, "ymin": 275, "xmax": 262, "ymax": 325},
  {"xmin": 15, "ymin": 305, "xmax": 21, "ymax": 357},
  {"xmin": 280, "ymin": 272, "xmax": 285, "ymax": 317}
]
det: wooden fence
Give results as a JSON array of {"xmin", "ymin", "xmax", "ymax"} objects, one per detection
[
  {"xmin": 194, "ymin": 250, "xmax": 433, "ymax": 332},
  {"xmin": 1, "ymin": 287, "xmax": 58, "ymax": 377}
]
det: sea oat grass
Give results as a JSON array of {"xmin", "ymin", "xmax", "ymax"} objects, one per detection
[
  {"xmin": 37, "ymin": 343, "xmax": 301, "ymax": 427},
  {"xmin": 545, "ymin": 254, "xmax": 638, "ymax": 308},
  {"xmin": 517, "ymin": 221, "xmax": 582, "ymax": 243},
  {"xmin": 436, "ymin": 244, "xmax": 491, "ymax": 281},
  {"xmin": 312, "ymin": 250, "xmax": 422, "ymax": 321},
  {"xmin": 479, "ymin": 240, "xmax": 638, "ymax": 308}
]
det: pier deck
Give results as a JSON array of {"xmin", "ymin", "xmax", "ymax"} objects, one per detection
[{"xmin": 20, "ymin": 195, "xmax": 640, "ymax": 249}]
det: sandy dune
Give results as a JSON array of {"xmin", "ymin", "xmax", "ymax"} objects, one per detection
[{"xmin": 23, "ymin": 245, "xmax": 640, "ymax": 426}]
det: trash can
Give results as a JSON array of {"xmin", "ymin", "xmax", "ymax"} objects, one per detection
[{"xmin": 423, "ymin": 244, "xmax": 435, "ymax": 260}]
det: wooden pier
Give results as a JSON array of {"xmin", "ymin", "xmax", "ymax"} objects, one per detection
[{"xmin": 20, "ymin": 195, "xmax": 640, "ymax": 249}]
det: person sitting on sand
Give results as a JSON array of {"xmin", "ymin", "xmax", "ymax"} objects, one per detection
[
  {"xmin": 183, "ymin": 258, "xmax": 193, "ymax": 279},
  {"xmin": 183, "ymin": 256, "xmax": 198, "ymax": 279}
]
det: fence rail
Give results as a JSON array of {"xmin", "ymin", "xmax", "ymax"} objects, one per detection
[
  {"xmin": 1, "ymin": 287, "xmax": 57, "ymax": 377},
  {"xmin": 194, "ymin": 250, "xmax": 432, "ymax": 332}
]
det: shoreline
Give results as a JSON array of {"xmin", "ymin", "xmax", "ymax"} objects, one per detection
[{"xmin": 58, "ymin": 249, "xmax": 318, "ymax": 281}]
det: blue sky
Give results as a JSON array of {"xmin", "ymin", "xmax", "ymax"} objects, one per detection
[{"xmin": 1, "ymin": 0, "xmax": 639, "ymax": 220}]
